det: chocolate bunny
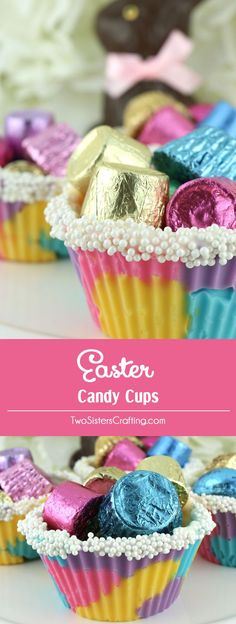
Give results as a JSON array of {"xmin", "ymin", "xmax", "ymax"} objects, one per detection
[{"xmin": 96, "ymin": 0, "xmax": 202, "ymax": 126}]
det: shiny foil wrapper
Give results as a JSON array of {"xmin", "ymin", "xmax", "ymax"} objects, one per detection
[
  {"xmin": 0, "ymin": 460, "xmax": 53, "ymax": 502},
  {"xmin": 147, "ymin": 436, "xmax": 191, "ymax": 468},
  {"xmin": 67, "ymin": 125, "xmax": 151, "ymax": 194},
  {"xmin": 193, "ymin": 468, "xmax": 236, "ymax": 498},
  {"xmin": 95, "ymin": 436, "xmax": 143, "ymax": 467},
  {"xmin": 0, "ymin": 137, "xmax": 14, "ymax": 167},
  {"xmin": 0, "ymin": 491, "xmax": 13, "ymax": 505},
  {"xmin": 189, "ymin": 103, "xmax": 213, "ymax": 123},
  {"xmin": 43, "ymin": 481, "xmax": 103, "ymax": 539},
  {"xmin": 153, "ymin": 127, "xmax": 236, "ymax": 182},
  {"xmin": 81, "ymin": 162, "xmax": 168, "ymax": 227},
  {"xmin": 199, "ymin": 101, "xmax": 236, "ymax": 138},
  {"xmin": 166, "ymin": 177, "xmax": 236, "ymax": 230},
  {"xmin": 4, "ymin": 109, "xmax": 54, "ymax": 158},
  {"xmin": 205, "ymin": 453, "xmax": 236, "ymax": 473},
  {"xmin": 23, "ymin": 123, "xmax": 81, "ymax": 177},
  {"xmin": 98, "ymin": 471, "xmax": 182, "ymax": 538},
  {"xmin": 84, "ymin": 467, "xmax": 124, "ymax": 495},
  {"xmin": 0, "ymin": 447, "xmax": 33, "ymax": 473},
  {"xmin": 104, "ymin": 439, "xmax": 146, "ymax": 471},
  {"xmin": 5, "ymin": 160, "xmax": 44, "ymax": 175},
  {"xmin": 139, "ymin": 436, "xmax": 159, "ymax": 450},
  {"xmin": 123, "ymin": 91, "xmax": 190, "ymax": 138},
  {"xmin": 136, "ymin": 456, "xmax": 188, "ymax": 508},
  {"xmin": 138, "ymin": 107, "xmax": 195, "ymax": 146}
]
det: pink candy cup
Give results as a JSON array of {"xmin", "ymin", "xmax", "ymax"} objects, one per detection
[{"xmin": 138, "ymin": 107, "xmax": 195, "ymax": 145}]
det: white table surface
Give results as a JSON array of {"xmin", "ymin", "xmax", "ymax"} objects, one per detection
[
  {"xmin": 0, "ymin": 556, "xmax": 235, "ymax": 624},
  {"xmin": 0, "ymin": 260, "xmax": 104, "ymax": 339}
]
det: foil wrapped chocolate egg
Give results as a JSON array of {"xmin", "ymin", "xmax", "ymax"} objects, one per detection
[
  {"xmin": 81, "ymin": 162, "xmax": 168, "ymax": 227},
  {"xmin": 205, "ymin": 454, "xmax": 236, "ymax": 473},
  {"xmin": 147, "ymin": 436, "xmax": 191, "ymax": 468},
  {"xmin": 84, "ymin": 467, "xmax": 124, "ymax": 495},
  {"xmin": 67, "ymin": 125, "xmax": 151, "ymax": 194},
  {"xmin": 0, "ymin": 460, "xmax": 53, "ymax": 501},
  {"xmin": 104, "ymin": 439, "xmax": 146, "ymax": 471},
  {"xmin": 0, "ymin": 447, "xmax": 33, "ymax": 473},
  {"xmin": 123, "ymin": 91, "xmax": 190, "ymax": 138},
  {"xmin": 193, "ymin": 468, "xmax": 236, "ymax": 498},
  {"xmin": 166, "ymin": 177, "xmax": 236, "ymax": 230},
  {"xmin": 98, "ymin": 470, "xmax": 182, "ymax": 538},
  {"xmin": 136, "ymin": 455, "xmax": 189, "ymax": 508},
  {"xmin": 43, "ymin": 481, "xmax": 103, "ymax": 539}
]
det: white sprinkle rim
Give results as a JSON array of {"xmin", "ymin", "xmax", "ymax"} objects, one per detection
[
  {"xmin": 19, "ymin": 499, "xmax": 215, "ymax": 560},
  {"xmin": 0, "ymin": 168, "xmax": 64, "ymax": 202},
  {"xmin": 192, "ymin": 493, "xmax": 236, "ymax": 515},
  {"xmin": 45, "ymin": 190, "xmax": 236, "ymax": 268},
  {"xmin": 0, "ymin": 496, "xmax": 45, "ymax": 521}
]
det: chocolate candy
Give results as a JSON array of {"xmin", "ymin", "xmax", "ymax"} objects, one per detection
[
  {"xmin": 166, "ymin": 177, "xmax": 236, "ymax": 230},
  {"xmin": 205, "ymin": 453, "xmax": 236, "ymax": 473},
  {"xmin": 138, "ymin": 107, "xmax": 195, "ymax": 145},
  {"xmin": 0, "ymin": 448, "xmax": 33, "ymax": 473},
  {"xmin": 4, "ymin": 109, "xmax": 54, "ymax": 158},
  {"xmin": 23, "ymin": 123, "xmax": 80, "ymax": 177},
  {"xmin": 67, "ymin": 125, "xmax": 151, "ymax": 194},
  {"xmin": 84, "ymin": 467, "xmax": 124, "ymax": 494},
  {"xmin": 147, "ymin": 436, "xmax": 191, "ymax": 467},
  {"xmin": 98, "ymin": 470, "xmax": 182, "ymax": 537},
  {"xmin": 0, "ymin": 491, "xmax": 13, "ymax": 505},
  {"xmin": 0, "ymin": 460, "xmax": 53, "ymax": 501},
  {"xmin": 104, "ymin": 439, "xmax": 146, "ymax": 471},
  {"xmin": 189, "ymin": 103, "xmax": 213, "ymax": 123},
  {"xmin": 0, "ymin": 137, "xmax": 14, "ymax": 167},
  {"xmin": 95, "ymin": 436, "xmax": 143, "ymax": 467},
  {"xmin": 199, "ymin": 101, "xmax": 236, "ymax": 138},
  {"xmin": 153, "ymin": 127, "xmax": 236, "ymax": 182},
  {"xmin": 124, "ymin": 91, "xmax": 190, "ymax": 137},
  {"xmin": 139, "ymin": 436, "xmax": 159, "ymax": 450},
  {"xmin": 81, "ymin": 162, "xmax": 168, "ymax": 227},
  {"xmin": 136, "ymin": 455, "xmax": 188, "ymax": 507},
  {"xmin": 193, "ymin": 468, "xmax": 236, "ymax": 498},
  {"xmin": 43, "ymin": 481, "xmax": 103, "ymax": 539},
  {"xmin": 5, "ymin": 160, "xmax": 44, "ymax": 176}
]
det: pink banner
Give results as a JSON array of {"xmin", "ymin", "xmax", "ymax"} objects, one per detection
[{"xmin": 0, "ymin": 340, "xmax": 234, "ymax": 435}]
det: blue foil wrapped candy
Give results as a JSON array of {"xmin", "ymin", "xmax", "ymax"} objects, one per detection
[
  {"xmin": 98, "ymin": 470, "xmax": 182, "ymax": 538},
  {"xmin": 147, "ymin": 436, "xmax": 191, "ymax": 468},
  {"xmin": 152, "ymin": 127, "xmax": 236, "ymax": 183},
  {"xmin": 199, "ymin": 101, "xmax": 236, "ymax": 138},
  {"xmin": 193, "ymin": 468, "xmax": 236, "ymax": 498}
]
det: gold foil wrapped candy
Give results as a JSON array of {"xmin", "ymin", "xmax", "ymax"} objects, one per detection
[
  {"xmin": 81, "ymin": 162, "xmax": 168, "ymax": 227},
  {"xmin": 0, "ymin": 491, "xmax": 13, "ymax": 505},
  {"xmin": 95, "ymin": 436, "xmax": 143, "ymax": 467},
  {"xmin": 124, "ymin": 91, "xmax": 190, "ymax": 137},
  {"xmin": 205, "ymin": 453, "xmax": 236, "ymax": 473},
  {"xmin": 5, "ymin": 160, "xmax": 44, "ymax": 175},
  {"xmin": 136, "ymin": 455, "xmax": 189, "ymax": 508},
  {"xmin": 67, "ymin": 125, "xmax": 151, "ymax": 194},
  {"xmin": 84, "ymin": 466, "xmax": 124, "ymax": 487}
]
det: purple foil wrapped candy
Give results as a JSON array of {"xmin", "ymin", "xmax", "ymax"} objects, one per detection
[
  {"xmin": 0, "ymin": 459, "xmax": 53, "ymax": 501},
  {"xmin": 22, "ymin": 123, "xmax": 81, "ymax": 177},
  {"xmin": 166, "ymin": 177, "xmax": 236, "ymax": 231},
  {"xmin": 138, "ymin": 107, "xmax": 195, "ymax": 145},
  {"xmin": 0, "ymin": 137, "xmax": 15, "ymax": 167},
  {"xmin": 4, "ymin": 110, "xmax": 54, "ymax": 158},
  {"xmin": 43, "ymin": 481, "xmax": 103, "ymax": 539},
  {"xmin": 0, "ymin": 447, "xmax": 33, "ymax": 473}
]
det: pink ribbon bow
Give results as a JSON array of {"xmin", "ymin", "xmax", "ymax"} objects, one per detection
[{"xmin": 105, "ymin": 30, "xmax": 201, "ymax": 98}]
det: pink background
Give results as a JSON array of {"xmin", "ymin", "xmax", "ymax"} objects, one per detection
[{"xmin": 0, "ymin": 340, "xmax": 235, "ymax": 435}]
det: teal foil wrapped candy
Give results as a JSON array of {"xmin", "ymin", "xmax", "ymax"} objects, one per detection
[
  {"xmin": 152, "ymin": 127, "xmax": 236, "ymax": 182},
  {"xmin": 98, "ymin": 471, "xmax": 182, "ymax": 537}
]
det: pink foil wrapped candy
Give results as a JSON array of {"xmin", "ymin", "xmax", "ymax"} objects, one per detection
[
  {"xmin": 104, "ymin": 439, "xmax": 146, "ymax": 471},
  {"xmin": 140, "ymin": 437, "xmax": 159, "ymax": 450},
  {"xmin": 4, "ymin": 109, "xmax": 54, "ymax": 158},
  {"xmin": 43, "ymin": 481, "xmax": 103, "ymax": 539},
  {"xmin": 0, "ymin": 137, "xmax": 15, "ymax": 167},
  {"xmin": 22, "ymin": 123, "xmax": 81, "ymax": 176},
  {"xmin": 0, "ymin": 460, "xmax": 53, "ymax": 501},
  {"xmin": 138, "ymin": 107, "xmax": 195, "ymax": 145},
  {"xmin": 166, "ymin": 177, "xmax": 236, "ymax": 231},
  {"xmin": 0, "ymin": 447, "xmax": 33, "ymax": 473},
  {"xmin": 189, "ymin": 103, "xmax": 214, "ymax": 123}
]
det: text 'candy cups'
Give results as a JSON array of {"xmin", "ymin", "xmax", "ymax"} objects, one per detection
[
  {"xmin": 0, "ymin": 167, "xmax": 67, "ymax": 262},
  {"xmin": 193, "ymin": 494, "xmax": 236, "ymax": 568},
  {"xmin": 19, "ymin": 500, "xmax": 215, "ymax": 621},
  {"xmin": 45, "ymin": 191, "xmax": 236, "ymax": 338}
]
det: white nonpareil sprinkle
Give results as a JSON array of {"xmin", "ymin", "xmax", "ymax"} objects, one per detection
[
  {"xmin": 192, "ymin": 493, "xmax": 236, "ymax": 515},
  {"xmin": 0, "ymin": 496, "xmax": 45, "ymax": 521},
  {"xmin": 0, "ymin": 168, "xmax": 64, "ymax": 203},
  {"xmin": 45, "ymin": 191, "xmax": 236, "ymax": 267},
  {"xmin": 19, "ymin": 499, "xmax": 215, "ymax": 560}
]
